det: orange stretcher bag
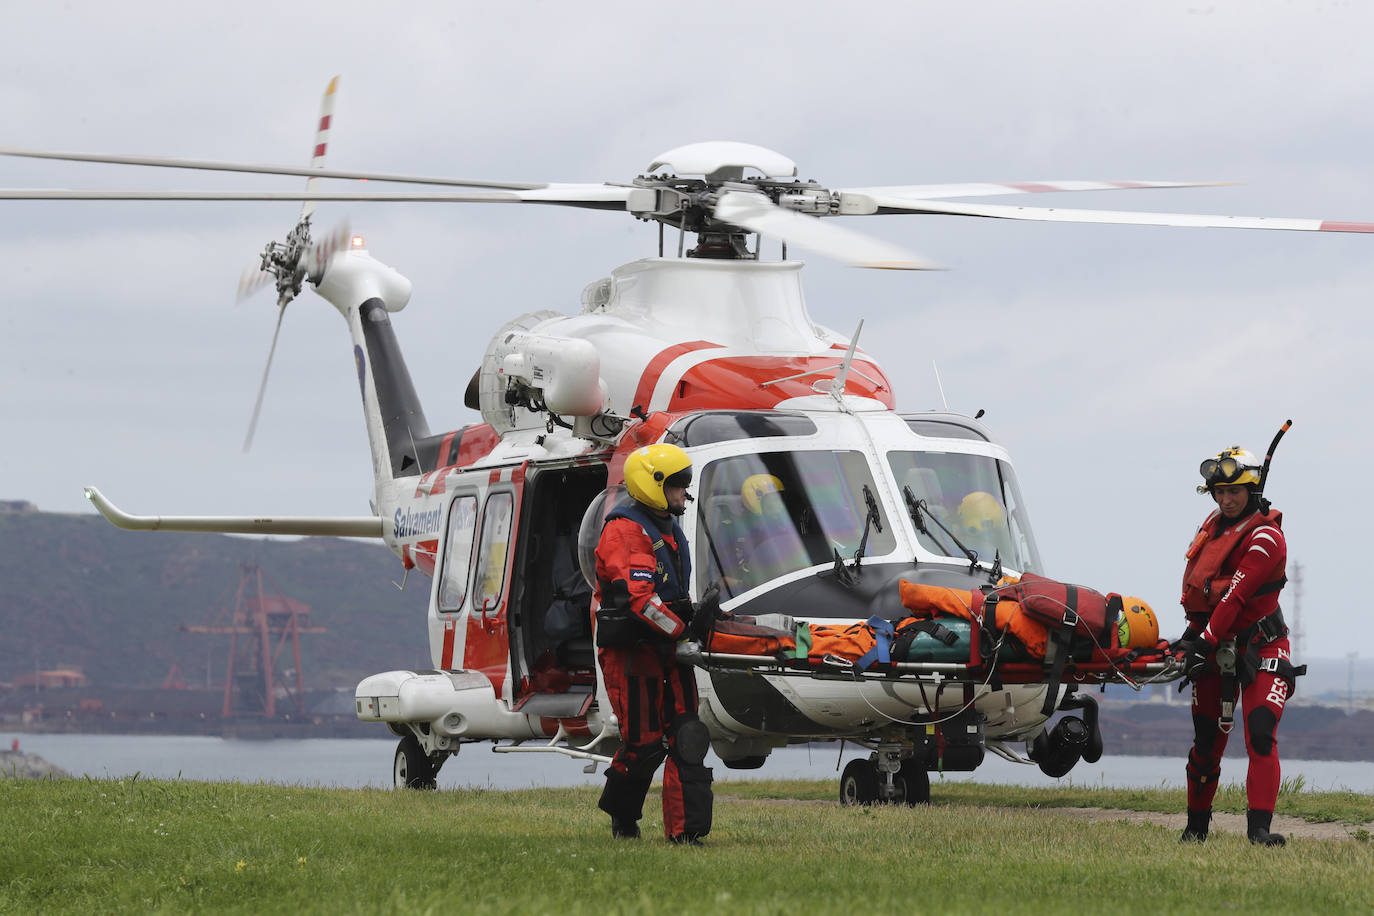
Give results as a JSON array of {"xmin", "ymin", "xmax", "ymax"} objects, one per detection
[
  {"xmin": 703, "ymin": 618, "xmax": 796, "ymax": 656},
  {"xmin": 897, "ymin": 579, "xmax": 1049, "ymax": 659}
]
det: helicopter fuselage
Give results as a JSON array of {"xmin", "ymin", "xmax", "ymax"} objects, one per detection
[{"xmin": 337, "ymin": 250, "xmax": 1058, "ymax": 773}]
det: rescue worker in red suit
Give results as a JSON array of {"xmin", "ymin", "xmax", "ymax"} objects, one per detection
[
  {"xmin": 1176, "ymin": 447, "xmax": 1302, "ymax": 846},
  {"xmin": 594, "ymin": 443, "xmax": 714, "ymax": 845}
]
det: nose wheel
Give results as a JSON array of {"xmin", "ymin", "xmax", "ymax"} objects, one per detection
[
  {"xmin": 839, "ymin": 749, "xmax": 930, "ymax": 806},
  {"xmin": 840, "ymin": 758, "xmax": 880, "ymax": 805},
  {"xmin": 394, "ymin": 734, "xmax": 441, "ymax": 789}
]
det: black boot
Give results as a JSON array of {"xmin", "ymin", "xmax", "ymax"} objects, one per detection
[
  {"xmin": 610, "ymin": 817, "xmax": 641, "ymax": 839},
  {"xmin": 1247, "ymin": 809, "xmax": 1287, "ymax": 847},
  {"xmin": 600, "ymin": 769, "xmax": 649, "ymax": 839},
  {"xmin": 1179, "ymin": 808, "xmax": 1211, "ymax": 843}
]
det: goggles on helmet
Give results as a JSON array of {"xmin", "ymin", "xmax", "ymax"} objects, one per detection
[{"xmin": 1199, "ymin": 455, "xmax": 1258, "ymax": 487}]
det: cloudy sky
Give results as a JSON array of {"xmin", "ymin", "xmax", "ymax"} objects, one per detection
[{"xmin": 4, "ymin": 1, "xmax": 1373, "ymax": 666}]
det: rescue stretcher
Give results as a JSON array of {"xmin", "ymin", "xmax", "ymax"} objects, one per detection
[{"xmin": 683, "ymin": 577, "xmax": 1186, "ymax": 699}]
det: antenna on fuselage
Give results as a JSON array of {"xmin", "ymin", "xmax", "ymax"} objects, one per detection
[
  {"xmin": 932, "ymin": 361, "xmax": 949, "ymax": 411},
  {"xmin": 827, "ymin": 320, "xmax": 864, "ymax": 402}
]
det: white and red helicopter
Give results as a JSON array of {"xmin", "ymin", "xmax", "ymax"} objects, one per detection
[{"xmin": 7, "ymin": 81, "xmax": 1370, "ymax": 803}]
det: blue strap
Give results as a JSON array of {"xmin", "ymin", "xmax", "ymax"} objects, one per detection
[
  {"xmin": 606, "ymin": 502, "xmax": 690, "ymax": 601},
  {"xmin": 855, "ymin": 615, "xmax": 895, "ymax": 670}
]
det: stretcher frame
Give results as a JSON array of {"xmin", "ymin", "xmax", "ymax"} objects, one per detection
[{"xmin": 689, "ymin": 642, "xmax": 1184, "ymax": 691}]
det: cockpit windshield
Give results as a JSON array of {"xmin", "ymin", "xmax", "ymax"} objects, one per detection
[
  {"xmin": 696, "ymin": 450, "xmax": 895, "ymax": 598},
  {"xmin": 887, "ymin": 450, "xmax": 1042, "ymax": 573}
]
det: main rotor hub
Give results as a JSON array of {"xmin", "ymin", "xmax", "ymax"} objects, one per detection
[{"xmin": 646, "ymin": 141, "xmax": 797, "ymax": 181}]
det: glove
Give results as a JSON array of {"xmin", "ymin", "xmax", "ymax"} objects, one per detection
[
  {"xmin": 1182, "ymin": 635, "xmax": 1216, "ymax": 681},
  {"xmin": 673, "ymin": 598, "xmax": 695, "ymax": 627},
  {"xmin": 689, "ymin": 582, "xmax": 722, "ymax": 645},
  {"xmin": 1169, "ymin": 626, "xmax": 1201, "ymax": 654}
]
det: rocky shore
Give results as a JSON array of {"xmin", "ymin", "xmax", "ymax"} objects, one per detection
[{"xmin": 0, "ymin": 749, "xmax": 69, "ymax": 779}]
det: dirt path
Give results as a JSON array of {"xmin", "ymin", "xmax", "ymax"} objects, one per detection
[
  {"xmin": 1048, "ymin": 807, "xmax": 1373, "ymax": 842},
  {"xmin": 718, "ymin": 794, "xmax": 1374, "ymax": 841}
]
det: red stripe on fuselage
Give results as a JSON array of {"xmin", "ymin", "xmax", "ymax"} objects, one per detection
[
  {"xmin": 441, "ymin": 619, "xmax": 456, "ymax": 669},
  {"xmin": 632, "ymin": 341, "xmax": 722, "ymax": 413},
  {"xmin": 438, "ymin": 430, "xmax": 459, "ymax": 467},
  {"xmin": 319, "ymin": 115, "xmax": 331, "ymax": 131},
  {"xmin": 454, "ymin": 424, "xmax": 499, "ymax": 467},
  {"xmin": 1320, "ymin": 221, "xmax": 1374, "ymax": 233},
  {"xmin": 669, "ymin": 355, "xmax": 894, "ymax": 410}
]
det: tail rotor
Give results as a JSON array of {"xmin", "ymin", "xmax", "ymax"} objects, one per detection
[{"xmin": 238, "ymin": 76, "xmax": 345, "ymax": 452}]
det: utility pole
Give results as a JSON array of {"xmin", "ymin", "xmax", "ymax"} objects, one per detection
[{"xmin": 1348, "ymin": 652, "xmax": 1359, "ymax": 715}]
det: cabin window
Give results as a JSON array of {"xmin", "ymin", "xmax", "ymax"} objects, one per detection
[
  {"xmin": 696, "ymin": 450, "xmax": 896, "ymax": 598},
  {"xmin": 887, "ymin": 450, "xmax": 1042, "ymax": 573},
  {"xmin": 474, "ymin": 492, "xmax": 514, "ymax": 615},
  {"xmin": 438, "ymin": 495, "xmax": 478, "ymax": 612}
]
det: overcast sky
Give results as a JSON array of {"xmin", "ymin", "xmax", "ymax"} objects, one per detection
[{"xmin": 4, "ymin": 1, "xmax": 1373, "ymax": 666}]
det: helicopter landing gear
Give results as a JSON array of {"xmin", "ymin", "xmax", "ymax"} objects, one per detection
[
  {"xmin": 895, "ymin": 758, "xmax": 931, "ymax": 806},
  {"xmin": 840, "ymin": 747, "xmax": 930, "ymax": 806},
  {"xmin": 840, "ymin": 758, "xmax": 880, "ymax": 805},
  {"xmin": 394, "ymin": 734, "xmax": 443, "ymax": 789}
]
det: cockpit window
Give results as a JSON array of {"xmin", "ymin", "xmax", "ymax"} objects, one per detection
[
  {"xmin": 669, "ymin": 411, "xmax": 818, "ymax": 447},
  {"xmin": 696, "ymin": 450, "xmax": 895, "ymax": 598},
  {"xmin": 887, "ymin": 450, "xmax": 1042, "ymax": 573},
  {"xmin": 902, "ymin": 417, "xmax": 989, "ymax": 442}
]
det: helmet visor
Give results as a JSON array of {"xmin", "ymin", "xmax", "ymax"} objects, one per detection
[{"xmin": 663, "ymin": 468, "xmax": 693, "ymax": 489}]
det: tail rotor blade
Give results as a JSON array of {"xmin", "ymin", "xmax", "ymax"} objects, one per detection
[
  {"xmin": 243, "ymin": 304, "xmax": 288, "ymax": 453},
  {"xmin": 301, "ymin": 75, "xmax": 339, "ymax": 222},
  {"xmin": 307, "ymin": 219, "xmax": 350, "ymax": 282},
  {"xmin": 236, "ymin": 263, "xmax": 273, "ymax": 302}
]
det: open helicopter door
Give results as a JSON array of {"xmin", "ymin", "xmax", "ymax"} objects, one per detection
[
  {"xmin": 427, "ymin": 465, "xmax": 525, "ymax": 695},
  {"xmin": 505, "ymin": 463, "xmax": 608, "ymax": 732}
]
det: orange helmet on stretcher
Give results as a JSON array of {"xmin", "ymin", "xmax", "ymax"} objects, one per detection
[{"xmin": 1115, "ymin": 597, "xmax": 1159, "ymax": 649}]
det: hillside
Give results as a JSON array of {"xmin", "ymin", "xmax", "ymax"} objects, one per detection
[{"xmin": 0, "ymin": 508, "xmax": 431, "ymax": 690}]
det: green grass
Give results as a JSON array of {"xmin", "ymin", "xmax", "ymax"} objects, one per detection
[
  {"xmin": 2, "ymin": 776, "xmax": 1371, "ymax": 915},
  {"xmin": 728, "ymin": 773, "xmax": 1374, "ymax": 825}
]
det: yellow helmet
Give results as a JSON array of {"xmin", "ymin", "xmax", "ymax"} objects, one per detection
[
  {"xmin": 1115, "ymin": 597, "xmax": 1159, "ymax": 650},
  {"xmin": 1198, "ymin": 446, "xmax": 1261, "ymax": 494},
  {"xmin": 624, "ymin": 443, "xmax": 692, "ymax": 511},
  {"xmin": 955, "ymin": 491, "xmax": 1005, "ymax": 539},
  {"xmin": 741, "ymin": 474, "xmax": 785, "ymax": 515}
]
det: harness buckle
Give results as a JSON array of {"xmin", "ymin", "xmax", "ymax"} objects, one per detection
[
  {"xmin": 1258, "ymin": 656, "xmax": 1280, "ymax": 673},
  {"xmin": 1255, "ymin": 610, "xmax": 1289, "ymax": 643},
  {"xmin": 1219, "ymin": 700, "xmax": 1236, "ymax": 734},
  {"xmin": 1062, "ymin": 609, "xmax": 1080, "ymax": 629}
]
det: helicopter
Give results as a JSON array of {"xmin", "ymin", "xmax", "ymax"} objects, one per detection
[{"xmin": 8, "ymin": 80, "xmax": 1370, "ymax": 804}]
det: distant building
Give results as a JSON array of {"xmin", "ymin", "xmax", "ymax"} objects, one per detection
[
  {"xmin": 0, "ymin": 500, "xmax": 37, "ymax": 514},
  {"xmin": 14, "ymin": 669, "xmax": 87, "ymax": 689}
]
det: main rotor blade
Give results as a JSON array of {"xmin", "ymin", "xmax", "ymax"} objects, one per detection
[
  {"xmin": 839, "ymin": 179, "xmax": 1236, "ymax": 201},
  {"xmin": 243, "ymin": 305, "xmax": 287, "ymax": 453},
  {"xmin": 0, "ymin": 146, "xmax": 544, "ymax": 191},
  {"xmin": 848, "ymin": 194, "xmax": 1374, "ymax": 233},
  {"xmin": 714, "ymin": 190, "xmax": 938, "ymax": 270},
  {"xmin": 0, "ymin": 186, "xmax": 651, "ymax": 209}
]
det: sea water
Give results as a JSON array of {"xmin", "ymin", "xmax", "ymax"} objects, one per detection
[{"xmin": 6, "ymin": 731, "xmax": 1373, "ymax": 794}]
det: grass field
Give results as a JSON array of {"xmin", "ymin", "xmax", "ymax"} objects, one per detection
[{"xmin": 2, "ymin": 775, "xmax": 1371, "ymax": 914}]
